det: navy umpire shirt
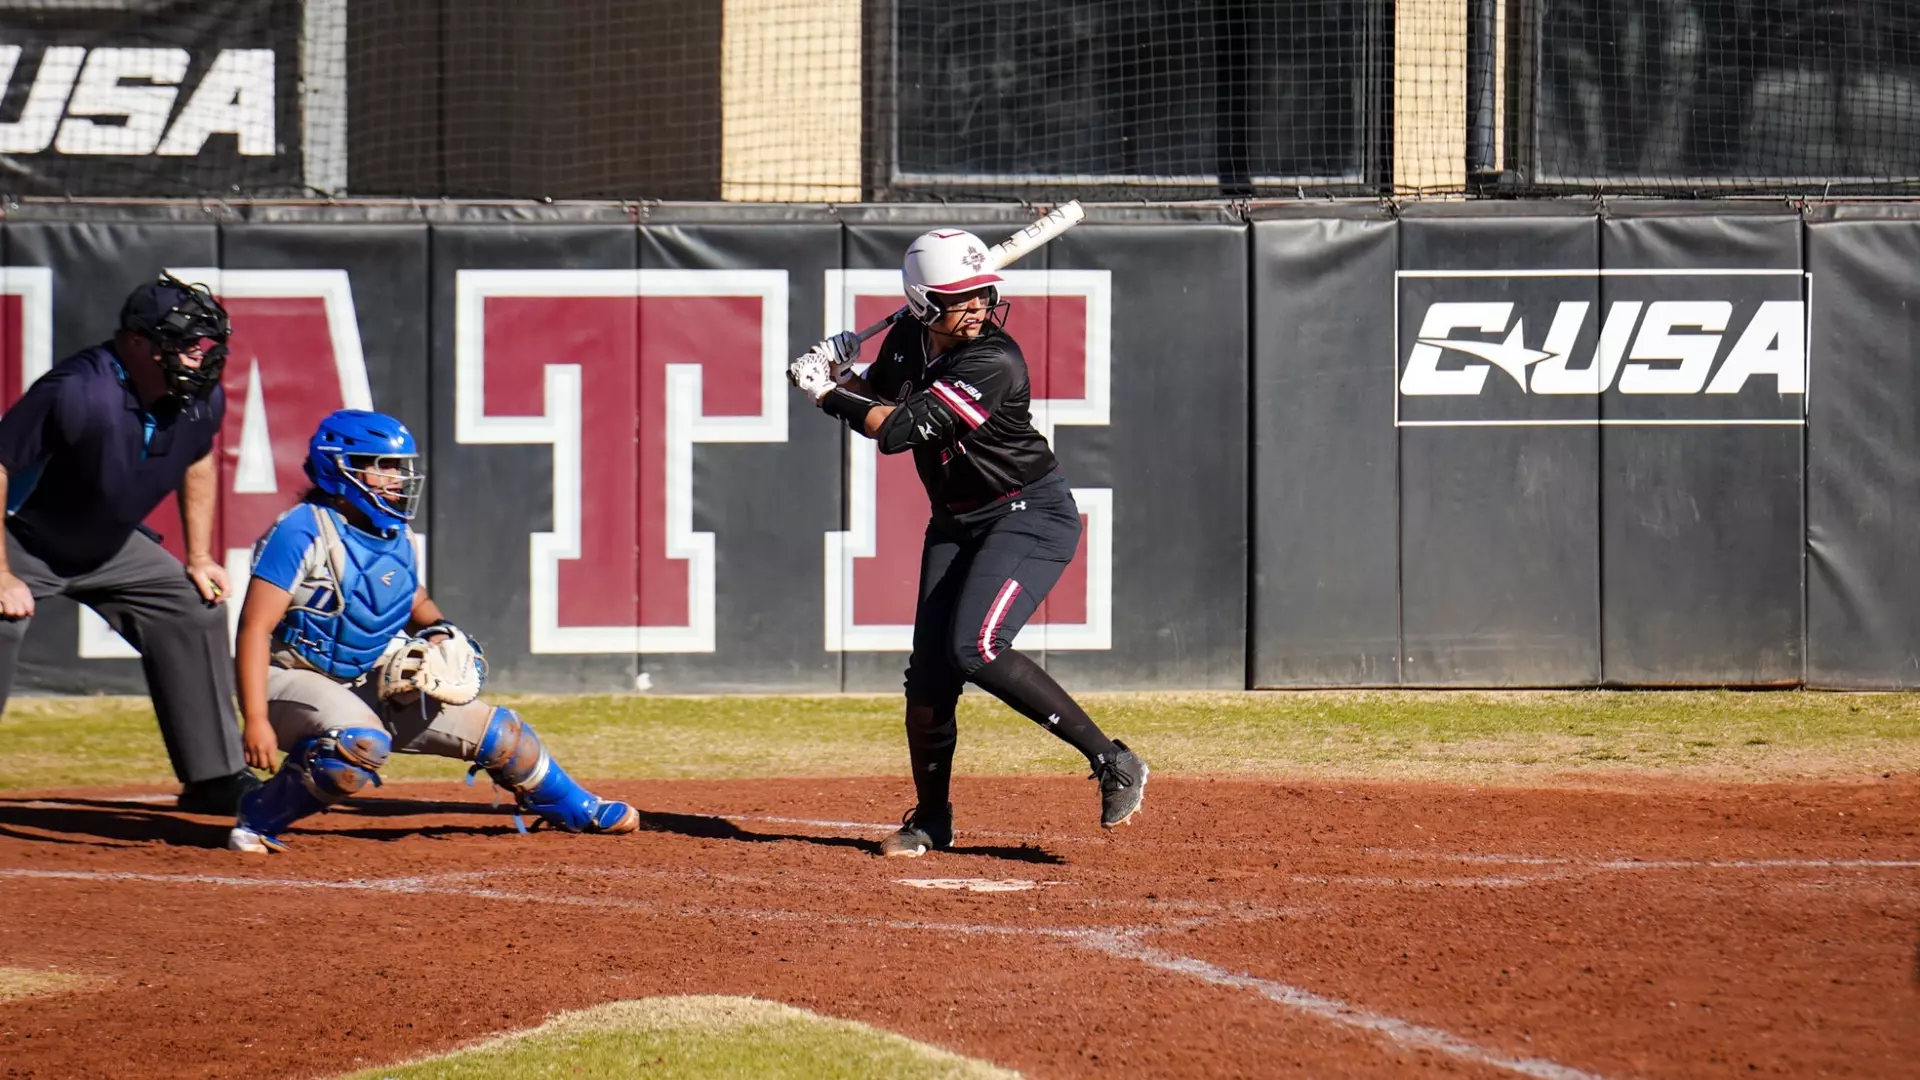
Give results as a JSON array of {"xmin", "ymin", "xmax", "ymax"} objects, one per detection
[{"xmin": 0, "ymin": 344, "xmax": 224, "ymax": 575}]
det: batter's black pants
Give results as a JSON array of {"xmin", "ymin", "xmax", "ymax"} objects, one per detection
[
  {"xmin": 901, "ymin": 474, "xmax": 1117, "ymax": 811},
  {"xmin": 0, "ymin": 526, "xmax": 245, "ymax": 784}
]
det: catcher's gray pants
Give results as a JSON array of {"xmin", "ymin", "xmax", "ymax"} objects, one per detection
[
  {"xmin": 0, "ymin": 526, "xmax": 244, "ymax": 784},
  {"xmin": 265, "ymin": 665, "xmax": 494, "ymax": 762}
]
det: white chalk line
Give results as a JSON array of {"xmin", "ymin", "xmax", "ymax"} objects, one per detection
[
  {"xmin": 1082, "ymin": 935, "xmax": 1608, "ymax": 1080},
  {"xmin": 0, "ymin": 866, "xmax": 1610, "ymax": 1080},
  {"xmin": 1292, "ymin": 874, "xmax": 1563, "ymax": 890},
  {"xmin": 14, "ymin": 803, "xmax": 1903, "ymax": 875},
  {"xmin": 720, "ymin": 818, "xmax": 1920, "ymax": 873},
  {"xmin": 1363, "ymin": 848, "xmax": 1920, "ymax": 871}
]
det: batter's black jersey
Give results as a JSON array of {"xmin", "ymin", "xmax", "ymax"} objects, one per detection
[{"xmin": 864, "ymin": 323, "xmax": 1060, "ymax": 518}]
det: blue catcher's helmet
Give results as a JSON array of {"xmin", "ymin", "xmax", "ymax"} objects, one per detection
[{"xmin": 304, "ymin": 410, "xmax": 423, "ymax": 533}]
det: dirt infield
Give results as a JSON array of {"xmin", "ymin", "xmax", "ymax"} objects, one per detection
[{"xmin": 0, "ymin": 774, "xmax": 1916, "ymax": 1079}]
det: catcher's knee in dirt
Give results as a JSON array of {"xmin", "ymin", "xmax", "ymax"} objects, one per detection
[
  {"xmin": 473, "ymin": 707, "xmax": 636, "ymax": 834},
  {"xmin": 236, "ymin": 727, "xmax": 391, "ymax": 842},
  {"xmin": 306, "ymin": 728, "xmax": 392, "ymax": 797}
]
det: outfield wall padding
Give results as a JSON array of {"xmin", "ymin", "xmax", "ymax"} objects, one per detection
[{"xmin": 0, "ymin": 202, "xmax": 1913, "ymax": 692}]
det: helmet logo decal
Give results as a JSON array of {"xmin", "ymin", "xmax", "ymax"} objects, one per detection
[{"xmin": 962, "ymin": 245, "xmax": 986, "ymax": 272}]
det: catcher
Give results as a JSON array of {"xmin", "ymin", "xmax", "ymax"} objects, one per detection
[{"xmin": 227, "ymin": 409, "xmax": 636, "ymax": 853}]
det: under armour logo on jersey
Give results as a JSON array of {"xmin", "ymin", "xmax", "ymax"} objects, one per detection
[
  {"xmin": 1010, "ymin": 501, "xmax": 1027, "ymax": 511},
  {"xmin": 381, "ymin": 571, "xmax": 395, "ymax": 586}
]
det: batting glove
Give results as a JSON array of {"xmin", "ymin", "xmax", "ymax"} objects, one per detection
[
  {"xmin": 789, "ymin": 348, "xmax": 835, "ymax": 403},
  {"xmin": 822, "ymin": 330, "xmax": 861, "ymax": 372}
]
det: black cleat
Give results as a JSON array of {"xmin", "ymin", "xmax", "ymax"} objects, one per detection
[
  {"xmin": 879, "ymin": 803, "xmax": 953, "ymax": 857},
  {"xmin": 176, "ymin": 769, "xmax": 263, "ymax": 816},
  {"xmin": 1090, "ymin": 741, "xmax": 1149, "ymax": 828}
]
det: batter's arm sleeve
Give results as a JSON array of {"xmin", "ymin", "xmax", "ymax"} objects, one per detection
[{"xmin": 871, "ymin": 349, "xmax": 1013, "ymax": 454}]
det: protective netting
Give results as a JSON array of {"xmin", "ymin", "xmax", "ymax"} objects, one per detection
[
  {"xmin": 0, "ymin": 0, "xmax": 1914, "ymax": 201},
  {"xmin": 347, "ymin": 0, "xmax": 726, "ymax": 200},
  {"xmin": 882, "ymin": 0, "xmax": 1386, "ymax": 199},
  {"xmin": 1520, "ymin": 0, "xmax": 1920, "ymax": 194}
]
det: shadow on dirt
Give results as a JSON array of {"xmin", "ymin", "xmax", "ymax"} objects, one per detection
[
  {"xmin": 0, "ymin": 798, "xmax": 230, "ymax": 848},
  {"xmin": 0, "ymin": 797, "xmax": 1069, "ymax": 864},
  {"xmin": 637, "ymin": 809, "xmax": 1066, "ymax": 864},
  {"xmin": 0, "ymin": 794, "xmax": 519, "ymax": 848},
  {"xmin": 337, "ymin": 795, "xmax": 514, "ymax": 817}
]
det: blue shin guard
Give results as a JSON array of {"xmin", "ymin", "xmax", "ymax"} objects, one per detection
[
  {"xmin": 230, "ymin": 728, "xmax": 391, "ymax": 853},
  {"xmin": 473, "ymin": 708, "xmax": 637, "ymax": 834}
]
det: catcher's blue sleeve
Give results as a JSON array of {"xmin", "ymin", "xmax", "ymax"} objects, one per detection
[{"xmin": 251, "ymin": 507, "xmax": 324, "ymax": 593}]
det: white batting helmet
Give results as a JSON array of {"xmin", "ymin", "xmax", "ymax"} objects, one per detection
[{"xmin": 902, "ymin": 229, "xmax": 1003, "ymax": 323}]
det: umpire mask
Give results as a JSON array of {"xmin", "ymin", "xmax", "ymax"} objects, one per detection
[{"xmin": 120, "ymin": 273, "xmax": 231, "ymax": 401}]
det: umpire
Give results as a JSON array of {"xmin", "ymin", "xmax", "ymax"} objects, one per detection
[{"xmin": 0, "ymin": 273, "xmax": 258, "ymax": 815}]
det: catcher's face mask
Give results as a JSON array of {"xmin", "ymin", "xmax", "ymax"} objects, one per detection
[{"xmin": 342, "ymin": 453, "xmax": 424, "ymax": 522}]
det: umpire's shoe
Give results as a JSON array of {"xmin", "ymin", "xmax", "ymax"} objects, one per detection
[
  {"xmin": 879, "ymin": 803, "xmax": 952, "ymax": 857},
  {"xmin": 1090, "ymin": 741, "xmax": 1149, "ymax": 828},
  {"xmin": 176, "ymin": 769, "xmax": 263, "ymax": 816}
]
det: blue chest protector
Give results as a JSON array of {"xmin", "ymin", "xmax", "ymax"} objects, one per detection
[{"xmin": 274, "ymin": 505, "xmax": 417, "ymax": 680}]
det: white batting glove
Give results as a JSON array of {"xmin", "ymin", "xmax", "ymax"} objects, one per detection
[
  {"xmin": 788, "ymin": 349, "xmax": 835, "ymax": 403},
  {"xmin": 786, "ymin": 347, "xmax": 823, "ymax": 387}
]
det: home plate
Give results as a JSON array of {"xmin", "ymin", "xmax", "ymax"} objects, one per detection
[{"xmin": 897, "ymin": 878, "xmax": 1053, "ymax": 893}]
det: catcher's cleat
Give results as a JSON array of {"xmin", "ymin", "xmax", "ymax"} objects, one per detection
[
  {"xmin": 227, "ymin": 823, "xmax": 289, "ymax": 854},
  {"xmin": 879, "ymin": 803, "xmax": 952, "ymax": 857},
  {"xmin": 566, "ymin": 797, "xmax": 639, "ymax": 834},
  {"xmin": 1090, "ymin": 741, "xmax": 1149, "ymax": 829}
]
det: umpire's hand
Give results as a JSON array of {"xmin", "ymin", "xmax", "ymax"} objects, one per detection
[
  {"xmin": 185, "ymin": 555, "xmax": 230, "ymax": 605},
  {"xmin": 0, "ymin": 570, "xmax": 30, "ymax": 618}
]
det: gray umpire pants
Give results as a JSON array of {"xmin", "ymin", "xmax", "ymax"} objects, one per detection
[{"xmin": 0, "ymin": 526, "xmax": 245, "ymax": 784}]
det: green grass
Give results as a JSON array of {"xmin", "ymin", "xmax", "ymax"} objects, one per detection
[
  {"xmin": 340, "ymin": 996, "xmax": 1017, "ymax": 1080},
  {"xmin": 3, "ymin": 689, "xmax": 1919, "ymax": 792}
]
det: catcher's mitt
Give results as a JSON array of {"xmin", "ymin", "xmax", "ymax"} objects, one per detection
[{"xmin": 379, "ymin": 625, "xmax": 486, "ymax": 706}]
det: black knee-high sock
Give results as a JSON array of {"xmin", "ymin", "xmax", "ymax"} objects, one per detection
[
  {"xmin": 969, "ymin": 650, "xmax": 1118, "ymax": 763},
  {"xmin": 903, "ymin": 701, "xmax": 956, "ymax": 811}
]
